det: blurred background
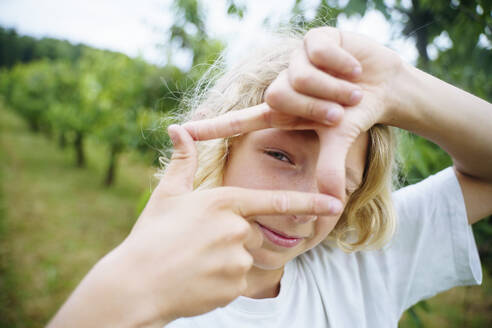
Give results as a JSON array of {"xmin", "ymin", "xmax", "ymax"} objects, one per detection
[{"xmin": 0, "ymin": 0, "xmax": 490, "ymax": 327}]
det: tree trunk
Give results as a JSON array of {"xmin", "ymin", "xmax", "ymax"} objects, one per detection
[
  {"xmin": 409, "ymin": 0, "xmax": 431, "ymax": 70},
  {"xmin": 104, "ymin": 144, "xmax": 120, "ymax": 187},
  {"xmin": 28, "ymin": 119, "xmax": 39, "ymax": 132},
  {"xmin": 58, "ymin": 132, "xmax": 67, "ymax": 149},
  {"xmin": 74, "ymin": 131, "xmax": 85, "ymax": 167},
  {"xmin": 42, "ymin": 124, "xmax": 53, "ymax": 140}
]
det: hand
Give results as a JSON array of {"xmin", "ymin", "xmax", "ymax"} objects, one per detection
[
  {"xmin": 49, "ymin": 125, "xmax": 343, "ymax": 328},
  {"xmin": 183, "ymin": 27, "xmax": 403, "ymax": 200},
  {"xmin": 122, "ymin": 124, "xmax": 343, "ymax": 322}
]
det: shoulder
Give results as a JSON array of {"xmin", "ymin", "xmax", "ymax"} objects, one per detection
[{"xmin": 392, "ymin": 167, "xmax": 462, "ymax": 212}]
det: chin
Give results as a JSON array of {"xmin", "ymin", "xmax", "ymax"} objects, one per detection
[{"xmin": 250, "ymin": 247, "xmax": 295, "ymax": 270}]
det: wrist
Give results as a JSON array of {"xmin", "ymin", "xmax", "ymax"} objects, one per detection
[
  {"xmin": 99, "ymin": 244, "xmax": 176, "ymax": 327},
  {"xmin": 380, "ymin": 60, "xmax": 422, "ymax": 129},
  {"xmin": 49, "ymin": 246, "xmax": 174, "ymax": 328}
]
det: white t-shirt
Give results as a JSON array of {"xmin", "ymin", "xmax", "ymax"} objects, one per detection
[{"xmin": 166, "ymin": 168, "xmax": 482, "ymax": 327}]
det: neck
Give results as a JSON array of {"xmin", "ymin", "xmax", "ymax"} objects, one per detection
[{"xmin": 242, "ymin": 265, "xmax": 284, "ymax": 299}]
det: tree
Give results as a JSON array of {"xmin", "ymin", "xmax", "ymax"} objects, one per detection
[
  {"xmin": 0, "ymin": 26, "xmax": 85, "ymax": 68},
  {"xmin": 168, "ymin": 0, "xmax": 225, "ymax": 78},
  {"xmin": 6, "ymin": 60, "xmax": 56, "ymax": 133},
  {"xmin": 284, "ymin": 1, "xmax": 492, "ymax": 325}
]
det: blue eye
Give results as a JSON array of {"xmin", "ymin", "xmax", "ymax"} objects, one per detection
[{"xmin": 264, "ymin": 149, "xmax": 294, "ymax": 164}]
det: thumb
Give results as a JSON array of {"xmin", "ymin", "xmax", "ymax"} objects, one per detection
[
  {"xmin": 316, "ymin": 127, "xmax": 353, "ymax": 202},
  {"xmin": 316, "ymin": 104, "xmax": 374, "ymax": 201},
  {"xmin": 317, "ymin": 142, "xmax": 348, "ymax": 202},
  {"xmin": 155, "ymin": 124, "xmax": 198, "ymax": 197}
]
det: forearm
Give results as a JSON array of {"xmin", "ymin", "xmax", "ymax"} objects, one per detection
[
  {"xmin": 47, "ymin": 250, "xmax": 171, "ymax": 328},
  {"xmin": 386, "ymin": 62, "xmax": 492, "ymax": 181}
]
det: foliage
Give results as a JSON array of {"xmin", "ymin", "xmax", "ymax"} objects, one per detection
[
  {"xmin": 0, "ymin": 44, "xmax": 179, "ymax": 184},
  {"xmin": 169, "ymin": 0, "xmax": 225, "ymax": 78},
  {"xmin": 0, "ymin": 0, "xmax": 490, "ymax": 325},
  {"xmin": 285, "ymin": 0, "xmax": 492, "ymax": 325},
  {"xmin": 0, "ymin": 106, "xmax": 155, "ymax": 326},
  {"xmin": 0, "ymin": 26, "xmax": 85, "ymax": 68},
  {"xmin": 6, "ymin": 60, "xmax": 57, "ymax": 133}
]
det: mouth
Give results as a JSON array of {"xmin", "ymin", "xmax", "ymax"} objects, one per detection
[{"xmin": 257, "ymin": 222, "xmax": 304, "ymax": 248}]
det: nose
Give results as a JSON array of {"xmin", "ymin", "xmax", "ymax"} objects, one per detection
[
  {"xmin": 288, "ymin": 153, "xmax": 323, "ymax": 225},
  {"xmin": 291, "ymin": 215, "xmax": 318, "ymax": 224}
]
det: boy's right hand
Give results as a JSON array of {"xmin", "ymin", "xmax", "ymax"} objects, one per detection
[
  {"xmin": 48, "ymin": 125, "xmax": 342, "ymax": 328},
  {"xmin": 121, "ymin": 124, "xmax": 343, "ymax": 324}
]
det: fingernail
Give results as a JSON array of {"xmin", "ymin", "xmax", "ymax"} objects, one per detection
[
  {"xmin": 308, "ymin": 215, "xmax": 318, "ymax": 222},
  {"xmin": 331, "ymin": 199, "xmax": 343, "ymax": 215},
  {"xmin": 326, "ymin": 106, "xmax": 343, "ymax": 124},
  {"xmin": 168, "ymin": 124, "xmax": 180, "ymax": 147},
  {"xmin": 351, "ymin": 65, "xmax": 362, "ymax": 77},
  {"xmin": 350, "ymin": 89, "xmax": 363, "ymax": 104}
]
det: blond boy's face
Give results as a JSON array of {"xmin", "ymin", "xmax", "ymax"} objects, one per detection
[{"xmin": 223, "ymin": 128, "xmax": 368, "ymax": 270}]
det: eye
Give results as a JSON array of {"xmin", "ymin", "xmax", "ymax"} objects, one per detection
[{"xmin": 264, "ymin": 149, "xmax": 294, "ymax": 165}]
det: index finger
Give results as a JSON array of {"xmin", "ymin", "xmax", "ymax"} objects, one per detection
[
  {"xmin": 182, "ymin": 103, "xmax": 272, "ymax": 140},
  {"xmin": 304, "ymin": 27, "xmax": 362, "ymax": 79},
  {"xmin": 219, "ymin": 187, "xmax": 343, "ymax": 217}
]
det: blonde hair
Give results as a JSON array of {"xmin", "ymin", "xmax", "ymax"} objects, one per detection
[{"xmin": 165, "ymin": 30, "xmax": 397, "ymax": 252}]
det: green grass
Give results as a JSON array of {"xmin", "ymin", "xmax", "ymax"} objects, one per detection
[
  {"xmin": 398, "ymin": 272, "xmax": 492, "ymax": 327},
  {"xmin": 0, "ymin": 104, "xmax": 491, "ymax": 327},
  {"xmin": 0, "ymin": 105, "xmax": 156, "ymax": 327}
]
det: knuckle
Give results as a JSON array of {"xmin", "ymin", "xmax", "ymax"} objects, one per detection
[
  {"xmin": 231, "ymin": 220, "xmax": 250, "ymax": 239},
  {"xmin": 229, "ymin": 116, "xmax": 242, "ymax": 135},
  {"xmin": 338, "ymin": 82, "xmax": 354, "ymax": 103},
  {"xmin": 304, "ymin": 100, "xmax": 320, "ymax": 120},
  {"xmin": 224, "ymin": 251, "xmax": 251, "ymax": 276},
  {"xmin": 240, "ymin": 253, "xmax": 254, "ymax": 270},
  {"xmin": 343, "ymin": 57, "xmax": 357, "ymax": 70},
  {"xmin": 290, "ymin": 70, "xmax": 310, "ymax": 91},
  {"xmin": 309, "ymin": 194, "xmax": 322, "ymax": 214},
  {"xmin": 272, "ymin": 192, "xmax": 289, "ymax": 213},
  {"xmin": 223, "ymin": 263, "xmax": 239, "ymax": 277},
  {"xmin": 264, "ymin": 85, "xmax": 282, "ymax": 108},
  {"xmin": 208, "ymin": 189, "xmax": 233, "ymax": 210},
  {"xmin": 308, "ymin": 45, "xmax": 326, "ymax": 64},
  {"xmin": 330, "ymin": 82, "xmax": 345, "ymax": 103}
]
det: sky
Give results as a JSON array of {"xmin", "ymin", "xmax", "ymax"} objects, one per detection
[{"xmin": 0, "ymin": 0, "xmax": 419, "ymax": 68}]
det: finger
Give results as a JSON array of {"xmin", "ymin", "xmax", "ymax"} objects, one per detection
[
  {"xmin": 304, "ymin": 27, "xmax": 362, "ymax": 79},
  {"xmin": 244, "ymin": 222, "xmax": 263, "ymax": 251},
  {"xmin": 265, "ymin": 71, "xmax": 345, "ymax": 125},
  {"xmin": 220, "ymin": 188, "xmax": 344, "ymax": 217},
  {"xmin": 314, "ymin": 104, "xmax": 374, "ymax": 200},
  {"xmin": 155, "ymin": 124, "xmax": 198, "ymax": 197},
  {"xmin": 182, "ymin": 103, "xmax": 272, "ymax": 140},
  {"xmin": 315, "ymin": 127, "xmax": 351, "ymax": 201},
  {"xmin": 288, "ymin": 50, "xmax": 363, "ymax": 106}
]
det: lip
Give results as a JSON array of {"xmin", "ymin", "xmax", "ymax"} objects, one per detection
[{"xmin": 257, "ymin": 222, "xmax": 304, "ymax": 248}]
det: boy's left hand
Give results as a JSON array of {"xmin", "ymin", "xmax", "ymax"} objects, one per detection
[{"xmin": 183, "ymin": 27, "xmax": 403, "ymax": 200}]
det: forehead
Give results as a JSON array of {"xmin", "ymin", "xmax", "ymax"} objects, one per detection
[{"xmin": 236, "ymin": 128, "xmax": 369, "ymax": 186}]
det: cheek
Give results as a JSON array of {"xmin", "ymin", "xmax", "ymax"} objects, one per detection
[
  {"xmin": 307, "ymin": 215, "xmax": 341, "ymax": 247},
  {"xmin": 224, "ymin": 157, "xmax": 296, "ymax": 190}
]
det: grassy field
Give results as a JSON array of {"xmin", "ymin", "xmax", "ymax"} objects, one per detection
[
  {"xmin": 0, "ymin": 105, "xmax": 491, "ymax": 327},
  {"xmin": 0, "ymin": 105, "xmax": 155, "ymax": 327}
]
